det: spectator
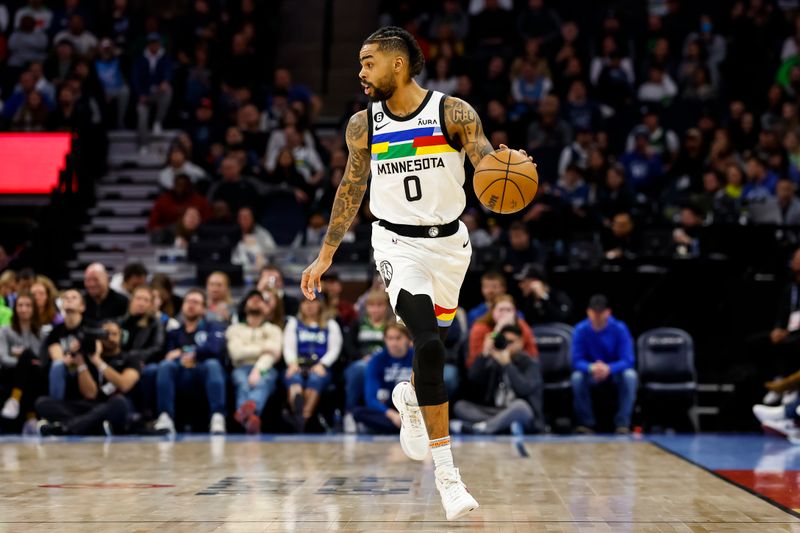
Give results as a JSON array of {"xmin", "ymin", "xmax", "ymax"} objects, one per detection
[
  {"xmin": 351, "ymin": 323, "xmax": 414, "ymax": 434},
  {"xmin": 0, "ymin": 293, "xmax": 44, "ymax": 426},
  {"xmin": 93, "ymin": 38, "xmax": 128, "ymax": 129},
  {"xmin": 208, "ymin": 156, "xmax": 259, "ymax": 215},
  {"xmin": 592, "ymin": 48, "xmax": 635, "ymax": 113},
  {"xmin": 148, "ymin": 176, "xmax": 212, "ymax": 233},
  {"xmin": 743, "ymin": 155, "xmax": 778, "ymax": 202},
  {"xmin": 526, "ymin": 95, "xmax": 572, "ymax": 152},
  {"xmin": 110, "ymin": 262, "xmax": 148, "ymax": 299},
  {"xmin": 132, "ymin": 33, "xmax": 172, "ymax": 143},
  {"xmin": 30, "ymin": 277, "xmax": 62, "ymax": 334},
  {"xmin": 429, "ymin": 0, "xmax": 469, "ymax": 43},
  {"xmin": 467, "ymin": 271, "xmax": 508, "ymax": 328},
  {"xmin": 468, "ymin": 0, "xmax": 514, "ymax": 53},
  {"xmin": 343, "ymin": 290, "xmax": 392, "ymax": 432},
  {"xmin": 43, "ymin": 290, "xmax": 98, "ymax": 401},
  {"xmin": 2, "ymin": 71, "xmax": 51, "ymax": 122},
  {"xmin": 153, "ymin": 289, "xmax": 227, "ymax": 435},
  {"xmin": 10, "ymin": 90, "xmax": 49, "ymax": 131},
  {"xmin": 151, "ymin": 205, "xmax": 203, "ymax": 248},
  {"xmin": 13, "ymin": 0, "xmax": 53, "ymax": 32},
  {"xmin": 510, "ymin": 59, "xmax": 552, "ymax": 120},
  {"xmin": 515, "ymin": 264, "xmax": 573, "ymax": 324},
  {"xmin": 83, "ymin": 263, "xmax": 129, "ymax": 323},
  {"xmin": 44, "ymin": 38, "xmax": 75, "ymax": 86},
  {"xmin": 603, "ymin": 212, "xmax": 641, "ymax": 261},
  {"xmin": 557, "ymin": 127, "xmax": 594, "ymax": 178},
  {"xmin": 231, "ymin": 207, "xmax": 277, "ymax": 286},
  {"xmin": 637, "ymin": 66, "xmax": 678, "ymax": 105},
  {"xmin": 672, "ymin": 205, "xmax": 705, "ymax": 257},
  {"xmin": 554, "ymin": 164, "xmax": 589, "ymax": 213},
  {"xmin": 460, "ymin": 209, "xmax": 494, "ymax": 248},
  {"xmin": 36, "ymin": 321, "xmax": 139, "ymax": 435},
  {"xmin": 282, "ymin": 296, "xmax": 342, "ymax": 432},
  {"xmin": 49, "ymin": 0, "xmax": 90, "ymax": 39},
  {"xmin": 517, "ymin": 0, "xmax": 560, "ymax": 46},
  {"xmin": 205, "ymin": 271, "xmax": 233, "ymax": 324},
  {"xmin": 257, "ymin": 265, "xmax": 299, "ymax": 317},
  {"xmin": 320, "ymin": 271, "xmax": 358, "ymax": 328},
  {"xmin": 468, "ymin": 294, "xmax": 538, "ymax": 368},
  {"xmin": 562, "ymin": 80, "xmax": 602, "ymax": 133},
  {"xmin": 118, "ymin": 286, "xmax": 164, "ymax": 368},
  {"xmin": 571, "ymin": 294, "xmax": 637, "ymax": 434},
  {"xmin": 158, "ymin": 145, "xmax": 207, "ymax": 190},
  {"xmin": 453, "ymin": 324, "xmax": 543, "ymax": 434},
  {"xmin": 226, "ymin": 290, "xmax": 283, "ymax": 434},
  {"xmin": 7, "ymin": 16, "xmax": 48, "ymax": 69},
  {"xmin": 620, "ymin": 126, "xmax": 664, "ymax": 194},
  {"xmin": 426, "ymin": 56, "xmax": 458, "ymax": 95},
  {"xmin": 53, "ymin": 14, "xmax": 96, "ymax": 56},
  {"xmin": 776, "ymin": 179, "xmax": 800, "ymax": 226},
  {"xmin": 625, "ymin": 108, "xmax": 680, "ymax": 163},
  {"xmin": 503, "ymin": 221, "xmax": 544, "ymax": 275}
]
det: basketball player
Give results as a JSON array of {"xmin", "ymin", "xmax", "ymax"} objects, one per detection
[{"xmin": 301, "ymin": 26, "xmax": 531, "ymax": 520}]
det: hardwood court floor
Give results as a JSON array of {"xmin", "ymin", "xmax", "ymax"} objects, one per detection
[{"xmin": 0, "ymin": 435, "xmax": 799, "ymax": 532}]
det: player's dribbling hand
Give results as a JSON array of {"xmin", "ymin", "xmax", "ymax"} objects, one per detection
[
  {"xmin": 301, "ymin": 255, "xmax": 333, "ymax": 301},
  {"xmin": 498, "ymin": 144, "xmax": 534, "ymax": 164}
]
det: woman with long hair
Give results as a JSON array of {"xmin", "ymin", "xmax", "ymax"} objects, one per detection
[
  {"xmin": 30, "ymin": 276, "xmax": 63, "ymax": 334},
  {"xmin": 0, "ymin": 293, "xmax": 44, "ymax": 430},
  {"xmin": 467, "ymin": 295, "xmax": 538, "ymax": 368},
  {"xmin": 282, "ymin": 296, "xmax": 342, "ymax": 432}
]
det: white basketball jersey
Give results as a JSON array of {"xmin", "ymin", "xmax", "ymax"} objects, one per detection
[{"xmin": 367, "ymin": 90, "xmax": 466, "ymax": 226}]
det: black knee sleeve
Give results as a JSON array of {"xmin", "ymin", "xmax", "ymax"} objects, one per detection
[{"xmin": 396, "ymin": 290, "xmax": 448, "ymax": 406}]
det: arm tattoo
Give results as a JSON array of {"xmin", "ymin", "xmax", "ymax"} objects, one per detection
[
  {"xmin": 444, "ymin": 97, "xmax": 494, "ymax": 168},
  {"xmin": 324, "ymin": 111, "xmax": 370, "ymax": 248}
]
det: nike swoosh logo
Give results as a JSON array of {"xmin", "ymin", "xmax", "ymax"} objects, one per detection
[
  {"xmin": 392, "ymin": 238, "xmax": 398, "ymax": 244},
  {"xmin": 375, "ymin": 122, "xmax": 391, "ymax": 131},
  {"xmin": 463, "ymin": 241, "xmax": 469, "ymax": 248}
]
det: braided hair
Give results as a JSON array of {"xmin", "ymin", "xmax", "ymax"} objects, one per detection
[{"xmin": 363, "ymin": 26, "xmax": 425, "ymax": 79}]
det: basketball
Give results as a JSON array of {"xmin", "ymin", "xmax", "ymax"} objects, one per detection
[{"xmin": 473, "ymin": 148, "xmax": 539, "ymax": 214}]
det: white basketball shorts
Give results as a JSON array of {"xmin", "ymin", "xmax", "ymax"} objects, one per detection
[{"xmin": 371, "ymin": 220, "xmax": 472, "ymax": 327}]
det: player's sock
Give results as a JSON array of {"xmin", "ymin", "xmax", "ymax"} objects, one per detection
[{"xmin": 430, "ymin": 436, "xmax": 454, "ymax": 470}]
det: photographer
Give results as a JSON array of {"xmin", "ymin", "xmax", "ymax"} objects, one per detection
[
  {"xmin": 452, "ymin": 324, "xmax": 544, "ymax": 434},
  {"xmin": 36, "ymin": 322, "xmax": 140, "ymax": 435}
]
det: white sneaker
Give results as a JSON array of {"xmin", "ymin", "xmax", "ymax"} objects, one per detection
[
  {"xmin": 435, "ymin": 466, "xmax": 479, "ymax": 520},
  {"xmin": 783, "ymin": 390, "xmax": 799, "ymax": 405},
  {"xmin": 343, "ymin": 413, "xmax": 357, "ymax": 434},
  {"xmin": 210, "ymin": 413, "xmax": 226, "ymax": 435},
  {"xmin": 391, "ymin": 381, "xmax": 429, "ymax": 460},
  {"xmin": 154, "ymin": 412, "xmax": 176, "ymax": 435},
  {"xmin": 763, "ymin": 390, "xmax": 783, "ymax": 405},
  {"xmin": 1, "ymin": 398, "xmax": 20, "ymax": 419},
  {"xmin": 753, "ymin": 404, "xmax": 788, "ymax": 424},
  {"xmin": 152, "ymin": 122, "xmax": 163, "ymax": 135},
  {"xmin": 762, "ymin": 418, "xmax": 797, "ymax": 437}
]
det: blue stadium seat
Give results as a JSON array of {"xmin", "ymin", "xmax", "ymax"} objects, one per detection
[{"xmin": 533, "ymin": 324, "xmax": 574, "ymax": 391}]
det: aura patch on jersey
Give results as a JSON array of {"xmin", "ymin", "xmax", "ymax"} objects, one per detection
[
  {"xmin": 371, "ymin": 127, "xmax": 458, "ymax": 161},
  {"xmin": 434, "ymin": 304, "xmax": 457, "ymax": 327}
]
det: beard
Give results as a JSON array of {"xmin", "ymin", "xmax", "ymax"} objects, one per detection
[{"xmin": 367, "ymin": 76, "xmax": 397, "ymax": 102}]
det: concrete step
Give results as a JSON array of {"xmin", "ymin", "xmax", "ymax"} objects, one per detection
[
  {"xmin": 83, "ymin": 233, "xmax": 151, "ymax": 247},
  {"xmin": 95, "ymin": 199, "xmax": 153, "ymax": 215},
  {"xmin": 90, "ymin": 216, "xmax": 149, "ymax": 229},
  {"xmin": 75, "ymin": 250, "xmax": 127, "ymax": 265},
  {"xmin": 96, "ymin": 183, "xmax": 159, "ymax": 200}
]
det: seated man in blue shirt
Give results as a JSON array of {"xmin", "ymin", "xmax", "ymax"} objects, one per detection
[
  {"xmin": 153, "ymin": 289, "xmax": 227, "ymax": 435},
  {"xmin": 571, "ymin": 294, "xmax": 637, "ymax": 434},
  {"xmin": 352, "ymin": 323, "xmax": 414, "ymax": 434}
]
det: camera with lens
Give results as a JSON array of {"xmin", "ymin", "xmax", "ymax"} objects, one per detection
[{"xmin": 493, "ymin": 333, "xmax": 508, "ymax": 350}]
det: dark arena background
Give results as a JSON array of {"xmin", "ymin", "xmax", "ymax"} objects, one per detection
[{"xmin": 2, "ymin": 0, "xmax": 800, "ymax": 530}]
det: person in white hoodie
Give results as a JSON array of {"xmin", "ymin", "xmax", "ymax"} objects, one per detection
[{"xmin": 225, "ymin": 290, "xmax": 282, "ymax": 433}]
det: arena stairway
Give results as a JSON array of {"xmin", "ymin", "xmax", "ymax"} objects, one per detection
[{"xmin": 62, "ymin": 130, "xmax": 197, "ymax": 287}]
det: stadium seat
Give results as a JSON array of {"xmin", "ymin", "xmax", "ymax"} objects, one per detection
[
  {"xmin": 533, "ymin": 323, "xmax": 574, "ymax": 432},
  {"xmin": 636, "ymin": 327, "xmax": 698, "ymax": 431}
]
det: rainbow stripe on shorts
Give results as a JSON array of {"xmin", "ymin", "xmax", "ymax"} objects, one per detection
[
  {"xmin": 435, "ymin": 304, "xmax": 457, "ymax": 327},
  {"xmin": 371, "ymin": 127, "xmax": 458, "ymax": 161}
]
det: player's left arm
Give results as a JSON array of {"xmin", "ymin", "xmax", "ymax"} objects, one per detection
[{"xmin": 443, "ymin": 96, "xmax": 532, "ymax": 168}]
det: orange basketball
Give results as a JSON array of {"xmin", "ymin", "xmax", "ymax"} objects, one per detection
[{"xmin": 473, "ymin": 149, "xmax": 538, "ymax": 214}]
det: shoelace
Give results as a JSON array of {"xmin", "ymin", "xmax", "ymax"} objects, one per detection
[
  {"xmin": 403, "ymin": 404, "xmax": 427, "ymax": 437},
  {"xmin": 437, "ymin": 468, "xmax": 466, "ymax": 494}
]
